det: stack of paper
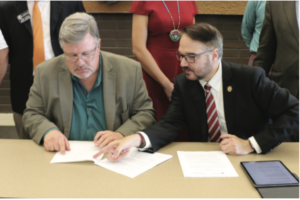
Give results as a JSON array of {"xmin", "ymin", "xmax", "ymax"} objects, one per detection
[{"xmin": 51, "ymin": 141, "xmax": 172, "ymax": 178}]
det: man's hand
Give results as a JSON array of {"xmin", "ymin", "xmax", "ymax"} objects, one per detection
[
  {"xmin": 220, "ymin": 134, "xmax": 254, "ymax": 155},
  {"xmin": 93, "ymin": 133, "xmax": 141, "ymax": 162},
  {"xmin": 44, "ymin": 130, "xmax": 70, "ymax": 155},
  {"xmin": 93, "ymin": 131, "xmax": 124, "ymax": 148}
]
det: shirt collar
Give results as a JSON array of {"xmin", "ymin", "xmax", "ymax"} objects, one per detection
[
  {"xmin": 71, "ymin": 54, "xmax": 102, "ymax": 88},
  {"xmin": 199, "ymin": 60, "xmax": 222, "ymax": 92}
]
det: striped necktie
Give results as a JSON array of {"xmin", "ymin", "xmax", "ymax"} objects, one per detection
[{"xmin": 205, "ymin": 84, "xmax": 221, "ymax": 142}]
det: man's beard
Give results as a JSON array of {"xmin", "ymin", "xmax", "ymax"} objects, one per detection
[
  {"xmin": 182, "ymin": 66, "xmax": 205, "ymax": 80},
  {"xmin": 182, "ymin": 59, "xmax": 212, "ymax": 81},
  {"xmin": 73, "ymin": 65, "xmax": 93, "ymax": 79}
]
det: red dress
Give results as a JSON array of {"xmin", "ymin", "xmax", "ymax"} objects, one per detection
[{"xmin": 130, "ymin": 1, "xmax": 198, "ymax": 141}]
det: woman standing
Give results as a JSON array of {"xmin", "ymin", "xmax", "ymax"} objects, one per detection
[{"xmin": 130, "ymin": 2, "xmax": 198, "ymax": 140}]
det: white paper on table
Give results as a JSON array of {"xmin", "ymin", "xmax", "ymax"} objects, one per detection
[
  {"xmin": 95, "ymin": 148, "xmax": 173, "ymax": 178},
  {"xmin": 177, "ymin": 151, "xmax": 238, "ymax": 177},
  {"xmin": 50, "ymin": 141, "xmax": 103, "ymax": 163}
]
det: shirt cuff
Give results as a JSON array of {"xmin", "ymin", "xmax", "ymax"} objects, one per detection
[
  {"xmin": 249, "ymin": 136, "xmax": 262, "ymax": 154},
  {"xmin": 43, "ymin": 127, "xmax": 59, "ymax": 141},
  {"xmin": 137, "ymin": 131, "xmax": 152, "ymax": 151}
]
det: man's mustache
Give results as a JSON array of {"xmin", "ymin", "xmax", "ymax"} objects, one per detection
[
  {"xmin": 74, "ymin": 65, "xmax": 90, "ymax": 70},
  {"xmin": 183, "ymin": 66, "xmax": 194, "ymax": 72}
]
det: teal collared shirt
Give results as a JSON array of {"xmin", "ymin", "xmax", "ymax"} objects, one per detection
[
  {"xmin": 43, "ymin": 55, "xmax": 107, "ymax": 141},
  {"xmin": 69, "ymin": 55, "xmax": 107, "ymax": 140},
  {"xmin": 241, "ymin": 1, "xmax": 266, "ymax": 52}
]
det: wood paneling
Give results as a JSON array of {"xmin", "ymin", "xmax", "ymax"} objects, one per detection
[{"xmin": 83, "ymin": 1, "xmax": 247, "ymax": 15}]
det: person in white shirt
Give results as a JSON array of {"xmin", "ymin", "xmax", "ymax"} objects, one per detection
[
  {"xmin": 0, "ymin": 1, "xmax": 85, "ymax": 139},
  {"xmin": 93, "ymin": 23, "xmax": 299, "ymax": 161},
  {"xmin": 0, "ymin": 29, "xmax": 8, "ymax": 85}
]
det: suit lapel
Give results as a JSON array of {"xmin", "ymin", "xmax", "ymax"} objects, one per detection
[
  {"xmin": 50, "ymin": 1, "xmax": 63, "ymax": 36},
  {"xmin": 101, "ymin": 52, "xmax": 116, "ymax": 131},
  {"xmin": 59, "ymin": 58, "xmax": 73, "ymax": 138},
  {"xmin": 14, "ymin": 1, "xmax": 32, "ymax": 35},
  {"xmin": 284, "ymin": 1, "xmax": 299, "ymax": 44},
  {"xmin": 222, "ymin": 61, "xmax": 236, "ymax": 134}
]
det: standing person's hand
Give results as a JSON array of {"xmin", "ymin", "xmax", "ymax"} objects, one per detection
[{"xmin": 163, "ymin": 81, "xmax": 174, "ymax": 101}]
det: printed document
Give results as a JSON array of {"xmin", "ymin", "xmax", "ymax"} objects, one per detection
[
  {"xmin": 96, "ymin": 148, "xmax": 173, "ymax": 178},
  {"xmin": 177, "ymin": 151, "xmax": 238, "ymax": 177},
  {"xmin": 50, "ymin": 141, "xmax": 103, "ymax": 163},
  {"xmin": 50, "ymin": 141, "xmax": 172, "ymax": 178}
]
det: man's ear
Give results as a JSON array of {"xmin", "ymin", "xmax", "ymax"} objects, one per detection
[
  {"xmin": 212, "ymin": 48, "xmax": 219, "ymax": 61},
  {"xmin": 98, "ymin": 39, "xmax": 101, "ymax": 49}
]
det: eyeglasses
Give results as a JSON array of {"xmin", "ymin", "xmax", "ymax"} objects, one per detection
[
  {"xmin": 64, "ymin": 45, "xmax": 98, "ymax": 63},
  {"xmin": 175, "ymin": 49, "xmax": 214, "ymax": 63}
]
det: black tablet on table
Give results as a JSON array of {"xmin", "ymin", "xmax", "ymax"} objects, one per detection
[{"xmin": 241, "ymin": 160, "xmax": 299, "ymax": 198}]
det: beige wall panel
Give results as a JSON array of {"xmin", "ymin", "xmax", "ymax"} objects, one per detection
[{"xmin": 83, "ymin": 1, "xmax": 247, "ymax": 15}]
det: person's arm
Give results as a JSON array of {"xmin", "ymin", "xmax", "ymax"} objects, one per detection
[
  {"xmin": 22, "ymin": 66, "xmax": 62, "ymax": 145},
  {"xmin": 241, "ymin": 1, "xmax": 256, "ymax": 50},
  {"xmin": 93, "ymin": 75, "xmax": 187, "ymax": 160},
  {"xmin": 220, "ymin": 67, "xmax": 298, "ymax": 155},
  {"xmin": 0, "ymin": 47, "xmax": 8, "ymax": 85},
  {"xmin": 132, "ymin": 14, "xmax": 174, "ymax": 101},
  {"xmin": 253, "ymin": 1, "xmax": 276, "ymax": 74},
  {"xmin": 248, "ymin": 67, "xmax": 298, "ymax": 153},
  {"xmin": 135, "ymin": 75, "xmax": 187, "ymax": 152}
]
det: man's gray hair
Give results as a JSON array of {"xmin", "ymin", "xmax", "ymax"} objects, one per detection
[{"xmin": 59, "ymin": 12, "xmax": 100, "ymax": 47}]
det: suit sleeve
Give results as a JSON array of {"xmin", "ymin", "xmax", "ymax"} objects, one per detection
[
  {"xmin": 251, "ymin": 67, "xmax": 299, "ymax": 154},
  {"xmin": 253, "ymin": 1, "xmax": 276, "ymax": 74},
  {"xmin": 115, "ymin": 63, "xmax": 156, "ymax": 136},
  {"xmin": 22, "ymin": 67, "xmax": 59, "ymax": 145},
  {"xmin": 142, "ymin": 76, "xmax": 187, "ymax": 152}
]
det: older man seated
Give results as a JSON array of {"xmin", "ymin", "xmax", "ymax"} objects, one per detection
[{"xmin": 23, "ymin": 12, "xmax": 156, "ymax": 154}]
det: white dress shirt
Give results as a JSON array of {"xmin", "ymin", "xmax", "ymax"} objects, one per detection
[
  {"xmin": 27, "ymin": 0, "xmax": 54, "ymax": 61},
  {"xmin": 0, "ymin": 1, "xmax": 54, "ymax": 60},
  {"xmin": 139, "ymin": 61, "xmax": 262, "ymax": 153},
  {"xmin": 0, "ymin": 29, "xmax": 8, "ymax": 50}
]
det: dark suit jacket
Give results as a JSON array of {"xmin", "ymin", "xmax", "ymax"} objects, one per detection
[
  {"xmin": 253, "ymin": 1, "xmax": 299, "ymax": 99},
  {"xmin": 143, "ymin": 60, "xmax": 299, "ymax": 154},
  {"xmin": 0, "ymin": 1, "xmax": 85, "ymax": 114}
]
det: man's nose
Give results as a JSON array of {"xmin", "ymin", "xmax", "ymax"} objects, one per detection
[
  {"xmin": 180, "ymin": 57, "xmax": 188, "ymax": 67},
  {"xmin": 75, "ymin": 55, "xmax": 85, "ymax": 66}
]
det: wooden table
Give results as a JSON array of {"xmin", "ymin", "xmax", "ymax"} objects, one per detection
[{"xmin": 0, "ymin": 139, "xmax": 298, "ymax": 198}]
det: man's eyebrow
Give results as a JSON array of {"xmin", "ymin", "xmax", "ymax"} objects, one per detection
[
  {"xmin": 186, "ymin": 52, "xmax": 197, "ymax": 55},
  {"xmin": 177, "ymin": 51, "xmax": 196, "ymax": 55},
  {"xmin": 64, "ymin": 48, "xmax": 94, "ymax": 56}
]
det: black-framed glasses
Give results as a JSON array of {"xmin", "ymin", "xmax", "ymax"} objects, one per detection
[
  {"xmin": 175, "ymin": 49, "xmax": 214, "ymax": 63},
  {"xmin": 64, "ymin": 44, "xmax": 98, "ymax": 63}
]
